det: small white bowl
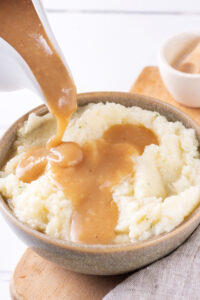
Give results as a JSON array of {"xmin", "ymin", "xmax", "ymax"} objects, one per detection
[{"xmin": 158, "ymin": 32, "xmax": 200, "ymax": 107}]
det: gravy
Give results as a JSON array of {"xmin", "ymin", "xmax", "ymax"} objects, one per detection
[
  {"xmin": 16, "ymin": 124, "xmax": 158, "ymax": 244},
  {"xmin": 0, "ymin": 0, "xmax": 76, "ymax": 147},
  {"xmin": 1, "ymin": 0, "xmax": 159, "ymax": 244}
]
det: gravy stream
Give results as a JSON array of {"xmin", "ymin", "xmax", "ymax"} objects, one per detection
[
  {"xmin": 1, "ymin": 0, "xmax": 159, "ymax": 244},
  {"xmin": 0, "ymin": 0, "xmax": 76, "ymax": 147},
  {"xmin": 16, "ymin": 124, "xmax": 158, "ymax": 244}
]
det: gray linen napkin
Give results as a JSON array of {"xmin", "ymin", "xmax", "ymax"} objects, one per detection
[{"xmin": 104, "ymin": 226, "xmax": 200, "ymax": 300}]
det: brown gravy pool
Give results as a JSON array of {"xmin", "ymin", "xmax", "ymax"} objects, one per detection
[
  {"xmin": 0, "ymin": 0, "xmax": 158, "ymax": 244},
  {"xmin": 16, "ymin": 124, "xmax": 158, "ymax": 244}
]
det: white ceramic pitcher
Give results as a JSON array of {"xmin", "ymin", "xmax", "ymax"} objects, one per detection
[{"xmin": 0, "ymin": 0, "xmax": 72, "ymax": 101}]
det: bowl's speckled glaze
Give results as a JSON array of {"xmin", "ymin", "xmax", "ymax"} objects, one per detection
[{"xmin": 1, "ymin": 92, "xmax": 200, "ymax": 275}]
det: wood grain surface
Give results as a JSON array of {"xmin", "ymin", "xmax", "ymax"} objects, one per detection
[
  {"xmin": 10, "ymin": 66, "xmax": 200, "ymax": 299},
  {"xmin": 10, "ymin": 249, "xmax": 126, "ymax": 300}
]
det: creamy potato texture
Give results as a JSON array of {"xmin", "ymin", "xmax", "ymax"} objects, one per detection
[{"xmin": 1, "ymin": 103, "xmax": 200, "ymax": 243}]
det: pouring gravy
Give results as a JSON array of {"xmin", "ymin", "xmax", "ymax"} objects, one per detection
[
  {"xmin": 0, "ymin": 0, "xmax": 77, "ymax": 148},
  {"xmin": 0, "ymin": 0, "xmax": 158, "ymax": 244}
]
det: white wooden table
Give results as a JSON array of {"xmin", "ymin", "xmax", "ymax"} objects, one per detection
[{"xmin": 1, "ymin": 1, "xmax": 200, "ymax": 298}]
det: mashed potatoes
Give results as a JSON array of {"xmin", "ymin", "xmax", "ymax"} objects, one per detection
[{"xmin": 1, "ymin": 102, "xmax": 200, "ymax": 243}]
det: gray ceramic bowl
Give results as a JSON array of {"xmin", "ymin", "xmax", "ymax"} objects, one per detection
[{"xmin": 1, "ymin": 92, "xmax": 200, "ymax": 275}]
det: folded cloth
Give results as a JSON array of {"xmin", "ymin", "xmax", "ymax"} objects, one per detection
[{"xmin": 104, "ymin": 226, "xmax": 200, "ymax": 300}]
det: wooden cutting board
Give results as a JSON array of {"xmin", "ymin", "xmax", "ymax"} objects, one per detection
[
  {"xmin": 10, "ymin": 66, "xmax": 200, "ymax": 300},
  {"xmin": 10, "ymin": 249, "xmax": 126, "ymax": 300},
  {"xmin": 131, "ymin": 66, "xmax": 200, "ymax": 125}
]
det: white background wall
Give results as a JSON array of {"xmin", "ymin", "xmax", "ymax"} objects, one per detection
[{"xmin": 1, "ymin": 1, "xmax": 200, "ymax": 298}]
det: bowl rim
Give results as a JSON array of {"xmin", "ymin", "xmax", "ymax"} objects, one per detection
[
  {"xmin": 158, "ymin": 32, "xmax": 200, "ymax": 79},
  {"xmin": 1, "ymin": 91, "xmax": 200, "ymax": 254}
]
